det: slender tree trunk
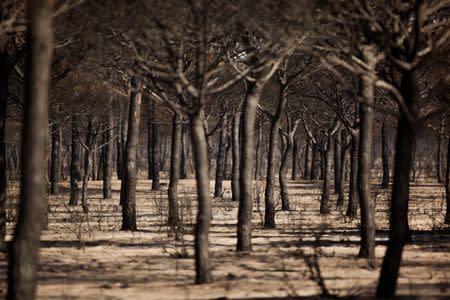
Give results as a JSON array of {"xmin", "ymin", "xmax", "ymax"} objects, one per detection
[
  {"xmin": 81, "ymin": 119, "xmax": 94, "ymax": 214},
  {"xmin": 237, "ymin": 82, "xmax": 262, "ymax": 251},
  {"xmin": 8, "ymin": 1, "xmax": 53, "ymax": 297},
  {"xmin": 149, "ymin": 99, "xmax": 160, "ymax": 190},
  {"xmin": 303, "ymin": 140, "xmax": 311, "ymax": 179},
  {"xmin": 69, "ymin": 115, "xmax": 81, "ymax": 206},
  {"xmin": 214, "ymin": 116, "xmax": 227, "ymax": 197},
  {"xmin": 310, "ymin": 142, "xmax": 319, "ymax": 180},
  {"xmin": 0, "ymin": 52, "xmax": 9, "ymax": 252},
  {"xmin": 381, "ymin": 123, "xmax": 390, "ymax": 188},
  {"xmin": 190, "ymin": 108, "xmax": 212, "ymax": 284},
  {"xmin": 320, "ymin": 138, "xmax": 332, "ymax": 214},
  {"xmin": 279, "ymin": 135, "xmax": 291, "ymax": 211},
  {"xmin": 337, "ymin": 130, "xmax": 347, "ymax": 207},
  {"xmin": 376, "ymin": 69, "xmax": 417, "ymax": 298},
  {"xmin": 103, "ymin": 107, "xmax": 113, "ymax": 199},
  {"xmin": 231, "ymin": 114, "xmax": 240, "ymax": 202},
  {"xmin": 180, "ymin": 124, "xmax": 187, "ymax": 179},
  {"xmin": 50, "ymin": 120, "xmax": 60, "ymax": 194},
  {"xmin": 120, "ymin": 78, "xmax": 142, "ymax": 231},
  {"xmin": 333, "ymin": 131, "xmax": 341, "ymax": 193},
  {"xmin": 437, "ymin": 117, "xmax": 445, "ymax": 183},
  {"xmin": 254, "ymin": 123, "xmax": 261, "ymax": 180},
  {"xmin": 445, "ymin": 137, "xmax": 450, "ymax": 224},
  {"xmin": 346, "ymin": 133, "xmax": 359, "ymax": 218},
  {"xmin": 291, "ymin": 139, "xmax": 298, "ymax": 180},
  {"xmin": 357, "ymin": 55, "xmax": 376, "ymax": 264},
  {"xmin": 168, "ymin": 112, "xmax": 182, "ymax": 228}
]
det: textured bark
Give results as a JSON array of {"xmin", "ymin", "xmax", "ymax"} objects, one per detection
[
  {"xmin": 231, "ymin": 114, "xmax": 240, "ymax": 202},
  {"xmin": 214, "ymin": 116, "xmax": 228, "ymax": 197},
  {"xmin": 346, "ymin": 134, "xmax": 359, "ymax": 218},
  {"xmin": 376, "ymin": 68, "xmax": 417, "ymax": 298},
  {"xmin": 81, "ymin": 119, "xmax": 94, "ymax": 214},
  {"xmin": 381, "ymin": 123, "xmax": 390, "ymax": 188},
  {"xmin": 0, "ymin": 52, "xmax": 9, "ymax": 252},
  {"xmin": 357, "ymin": 52, "xmax": 376, "ymax": 265},
  {"xmin": 120, "ymin": 78, "xmax": 142, "ymax": 231},
  {"xmin": 291, "ymin": 139, "xmax": 298, "ymax": 180},
  {"xmin": 149, "ymin": 99, "xmax": 160, "ymax": 190},
  {"xmin": 237, "ymin": 81, "xmax": 263, "ymax": 251},
  {"xmin": 69, "ymin": 115, "xmax": 81, "ymax": 206},
  {"xmin": 336, "ymin": 130, "xmax": 348, "ymax": 207},
  {"xmin": 103, "ymin": 107, "xmax": 113, "ymax": 199},
  {"xmin": 279, "ymin": 135, "xmax": 291, "ymax": 211},
  {"xmin": 333, "ymin": 131, "xmax": 341, "ymax": 193},
  {"xmin": 8, "ymin": 1, "xmax": 53, "ymax": 297},
  {"xmin": 320, "ymin": 137, "xmax": 332, "ymax": 214},
  {"xmin": 190, "ymin": 109, "xmax": 212, "ymax": 284},
  {"xmin": 168, "ymin": 112, "xmax": 182, "ymax": 228},
  {"xmin": 445, "ymin": 137, "xmax": 450, "ymax": 224},
  {"xmin": 50, "ymin": 120, "xmax": 60, "ymax": 194},
  {"xmin": 303, "ymin": 140, "xmax": 311, "ymax": 179},
  {"xmin": 437, "ymin": 117, "xmax": 445, "ymax": 183}
]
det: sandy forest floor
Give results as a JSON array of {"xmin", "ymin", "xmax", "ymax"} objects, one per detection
[{"xmin": 0, "ymin": 179, "xmax": 449, "ymax": 299}]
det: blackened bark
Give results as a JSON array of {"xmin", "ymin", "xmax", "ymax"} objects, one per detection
[
  {"xmin": 333, "ymin": 131, "xmax": 341, "ymax": 193},
  {"xmin": 279, "ymin": 135, "xmax": 291, "ymax": 210},
  {"xmin": 214, "ymin": 116, "xmax": 227, "ymax": 197},
  {"xmin": 310, "ymin": 142, "xmax": 320, "ymax": 180},
  {"xmin": 103, "ymin": 107, "xmax": 113, "ymax": 199},
  {"xmin": 168, "ymin": 112, "xmax": 182, "ymax": 228},
  {"xmin": 376, "ymin": 69, "xmax": 417, "ymax": 298},
  {"xmin": 231, "ymin": 114, "xmax": 240, "ymax": 202},
  {"xmin": 303, "ymin": 140, "xmax": 311, "ymax": 179},
  {"xmin": 254, "ymin": 123, "xmax": 261, "ymax": 180},
  {"xmin": 336, "ymin": 130, "xmax": 348, "ymax": 207},
  {"xmin": 0, "ymin": 52, "xmax": 9, "ymax": 251},
  {"xmin": 180, "ymin": 124, "xmax": 187, "ymax": 179},
  {"xmin": 120, "ymin": 78, "xmax": 142, "ymax": 231},
  {"xmin": 50, "ymin": 120, "xmax": 60, "ymax": 194},
  {"xmin": 346, "ymin": 134, "xmax": 359, "ymax": 218},
  {"xmin": 357, "ymin": 55, "xmax": 376, "ymax": 265},
  {"xmin": 445, "ymin": 137, "xmax": 450, "ymax": 224},
  {"xmin": 437, "ymin": 117, "xmax": 445, "ymax": 183},
  {"xmin": 237, "ymin": 81, "xmax": 262, "ymax": 251},
  {"xmin": 190, "ymin": 108, "xmax": 212, "ymax": 284},
  {"xmin": 69, "ymin": 115, "xmax": 81, "ymax": 206},
  {"xmin": 381, "ymin": 123, "xmax": 390, "ymax": 188},
  {"xmin": 81, "ymin": 119, "xmax": 94, "ymax": 214},
  {"xmin": 320, "ymin": 137, "xmax": 332, "ymax": 214},
  {"xmin": 8, "ymin": 1, "xmax": 53, "ymax": 297},
  {"xmin": 291, "ymin": 139, "xmax": 298, "ymax": 180},
  {"xmin": 149, "ymin": 99, "xmax": 160, "ymax": 190}
]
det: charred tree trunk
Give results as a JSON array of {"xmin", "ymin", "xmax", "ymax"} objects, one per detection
[
  {"xmin": 357, "ymin": 56, "xmax": 376, "ymax": 265},
  {"xmin": 103, "ymin": 107, "xmax": 113, "ymax": 199},
  {"xmin": 291, "ymin": 139, "xmax": 298, "ymax": 180},
  {"xmin": 231, "ymin": 114, "xmax": 240, "ymax": 202},
  {"xmin": 437, "ymin": 117, "xmax": 445, "ymax": 183},
  {"xmin": 279, "ymin": 134, "xmax": 291, "ymax": 211},
  {"xmin": 190, "ymin": 108, "xmax": 212, "ymax": 284},
  {"xmin": 303, "ymin": 140, "xmax": 311, "ymax": 179},
  {"xmin": 445, "ymin": 137, "xmax": 450, "ymax": 224},
  {"xmin": 180, "ymin": 124, "xmax": 188, "ymax": 179},
  {"xmin": 149, "ymin": 99, "xmax": 160, "ymax": 190},
  {"xmin": 0, "ymin": 52, "xmax": 9, "ymax": 252},
  {"xmin": 376, "ymin": 68, "xmax": 417, "ymax": 298},
  {"xmin": 381, "ymin": 123, "xmax": 390, "ymax": 188},
  {"xmin": 8, "ymin": 1, "xmax": 53, "ymax": 297},
  {"xmin": 168, "ymin": 112, "xmax": 182, "ymax": 228},
  {"xmin": 120, "ymin": 78, "xmax": 142, "ymax": 231},
  {"xmin": 81, "ymin": 119, "xmax": 94, "ymax": 214},
  {"xmin": 346, "ymin": 133, "xmax": 359, "ymax": 218},
  {"xmin": 320, "ymin": 137, "xmax": 332, "ymax": 214},
  {"xmin": 237, "ymin": 81, "xmax": 263, "ymax": 251},
  {"xmin": 69, "ymin": 115, "xmax": 81, "ymax": 206},
  {"xmin": 333, "ymin": 131, "xmax": 341, "ymax": 194},
  {"xmin": 50, "ymin": 120, "xmax": 60, "ymax": 194},
  {"xmin": 214, "ymin": 116, "xmax": 227, "ymax": 197}
]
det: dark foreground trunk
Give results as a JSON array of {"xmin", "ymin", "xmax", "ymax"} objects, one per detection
[
  {"xmin": 303, "ymin": 140, "xmax": 311, "ymax": 179},
  {"xmin": 0, "ymin": 52, "xmax": 9, "ymax": 251},
  {"xmin": 381, "ymin": 123, "xmax": 390, "ymax": 188},
  {"xmin": 50, "ymin": 120, "xmax": 60, "ymax": 194},
  {"xmin": 279, "ymin": 135, "xmax": 291, "ymax": 210},
  {"xmin": 190, "ymin": 108, "xmax": 212, "ymax": 284},
  {"xmin": 69, "ymin": 115, "xmax": 81, "ymax": 205},
  {"xmin": 291, "ymin": 139, "xmax": 298, "ymax": 180},
  {"xmin": 103, "ymin": 107, "xmax": 113, "ymax": 199},
  {"xmin": 120, "ymin": 78, "xmax": 142, "ymax": 231},
  {"xmin": 437, "ymin": 117, "xmax": 445, "ymax": 183},
  {"xmin": 445, "ymin": 137, "xmax": 450, "ymax": 224},
  {"xmin": 231, "ymin": 114, "xmax": 240, "ymax": 202},
  {"xmin": 336, "ymin": 130, "xmax": 348, "ymax": 207},
  {"xmin": 320, "ymin": 138, "xmax": 332, "ymax": 214},
  {"xmin": 168, "ymin": 112, "xmax": 182, "ymax": 228},
  {"xmin": 346, "ymin": 134, "xmax": 359, "ymax": 218},
  {"xmin": 81, "ymin": 119, "xmax": 94, "ymax": 213},
  {"xmin": 149, "ymin": 99, "xmax": 160, "ymax": 190},
  {"xmin": 8, "ymin": 1, "xmax": 53, "ymax": 298},
  {"xmin": 333, "ymin": 132, "xmax": 341, "ymax": 193},
  {"xmin": 214, "ymin": 116, "xmax": 227, "ymax": 197}
]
